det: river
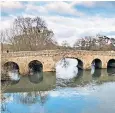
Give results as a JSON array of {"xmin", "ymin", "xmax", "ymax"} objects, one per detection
[{"xmin": 1, "ymin": 69, "xmax": 115, "ymax": 113}]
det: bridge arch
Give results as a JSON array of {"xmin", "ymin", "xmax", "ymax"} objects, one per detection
[
  {"xmin": 3, "ymin": 61, "xmax": 19, "ymax": 72},
  {"xmin": 91, "ymin": 58, "xmax": 102, "ymax": 69},
  {"xmin": 76, "ymin": 58, "xmax": 83, "ymax": 70},
  {"xmin": 28, "ymin": 60, "xmax": 43, "ymax": 73},
  {"xmin": 107, "ymin": 59, "xmax": 115, "ymax": 68},
  {"xmin": 55, "ymin": 57, "xmax": 83, "ymax": 70}
]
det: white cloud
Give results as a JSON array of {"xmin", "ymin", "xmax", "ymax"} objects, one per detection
[
  {"xmin": 25, "ymin": 3, "xmax": 48, "ymax": 14},
  {"xmin": 71, "ymin": 1, "xmax": 115, "ymax": 8},
  {"xmin": 44, "ymin": 1, "xmax": 84, "ymax": 16},
  {"xmin": 0, "ymin": 1, "xmax": 23, "ymax": 9},
  {"xmin": 25, "ymin": 1, "xmax": 84, "ymax": 16},
  {"xmin": 70, "ymin": 1, "xmax": 96, "ymax": 8}
]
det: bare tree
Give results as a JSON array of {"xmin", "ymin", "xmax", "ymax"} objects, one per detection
[
  {"xmin": 73, "ymin": 35, "xmax": 115, "ymax": 51},
  {"xmin": 61, "ymin": 40, "xmax": 70, "ymax": 48},
  {"xmin": 0, "ymin": 30, "xmax": 7, "ymax": 53},
  {"xmin": 2, "ymin": 16, "xmax": 58, "ymax": 51}
]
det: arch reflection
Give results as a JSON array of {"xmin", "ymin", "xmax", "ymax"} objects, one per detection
[
  {"xmin": 28, "ymin": 72, "xmax": 43, "ymax": 84},
  {"xmin": 92, "ymin": 69, "xmax": 101, "ymax": 77},
  {"xmin": 107, "ymin": 68, "xmax": 115, "ymax": 76},
  {"xmin": 75, "ymin": 69, "xmax": 83, "ymax": 79}
]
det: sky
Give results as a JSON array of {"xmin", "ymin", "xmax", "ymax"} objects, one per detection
[{"xmin": 1, "ymin": 1, "xmax": 115, "ymax": 45}]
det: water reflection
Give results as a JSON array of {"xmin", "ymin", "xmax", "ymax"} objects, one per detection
[
  {"xmin": 28, "ymin": 72, "xmax": 43, "ymax": 84},
  {"xmin": 2, "ymin": 82, "xmax": 115, "ymax": 113},
  {"xmin": 77, "ymin": 68, "xmax": 83, "ymax": 78},
  {"xmin": 8, "ymin": 70, "xmax": 20, "ymax": 84},
  {"xmin": 3, "ymin": 73, "xmax": 56, "ymax": 93},
  {"xmin": 2, "ymin": 91, "xmax": 50, "ymax": 113},
  {"xmin": 56, "ymin": 69, "xmax": 83, "ymax": 88},
  {"xmin": 107, "ymin": 68, "xmax": 115, "ymax": 76},
  {"xmin": 17, "ymin": 91, "xmax": 48, "ymax": 105},
  {"xmin": 92, "ymin": 69, "xmax": 101, "ymax": 77}
]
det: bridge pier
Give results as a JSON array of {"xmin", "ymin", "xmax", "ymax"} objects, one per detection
[{"xmin": 83, "ymin": 61, "xmax": 92, "ymax": 70}]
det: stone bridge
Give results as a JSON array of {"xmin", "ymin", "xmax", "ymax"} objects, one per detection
[{"xmin": 1, "ymin": 50, "xmax": 115, "ymax": 75}]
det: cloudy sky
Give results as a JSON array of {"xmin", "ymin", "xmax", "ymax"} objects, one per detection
[{"xmin": 1, "ymin": 1, "xmax": 115, "ymax": 45}]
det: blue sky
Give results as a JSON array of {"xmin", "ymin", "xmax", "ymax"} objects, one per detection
[{"xmin": 1, "ymin": 1, "xmax": 115, "ymax": 45}]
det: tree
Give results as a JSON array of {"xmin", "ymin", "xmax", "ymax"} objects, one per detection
[
  {"xmin": 2, "ymin": 16, "xmax": 58, "ymax": 51},
  {"xmin": 0, "ymin": 30, "xmax": 7, "ymax": 53},
  {"xmin": 61, "ymin": 40, "xmax": 70, "ymax": 48},
  {"xmin": 73, "ymin": 35, "xmax": 115, "ymax": 51}
]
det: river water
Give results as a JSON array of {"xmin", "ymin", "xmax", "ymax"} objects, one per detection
[{"xmin": 1, "ymin": 69, "xmax": 115, "ymax": 113}]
